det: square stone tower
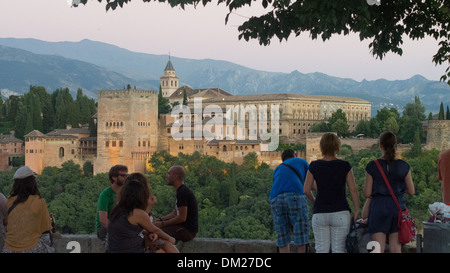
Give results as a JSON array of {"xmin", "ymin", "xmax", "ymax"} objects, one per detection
[{"xmin": 94, "ymin": 89, "xmax": 159, "ymax": 175}]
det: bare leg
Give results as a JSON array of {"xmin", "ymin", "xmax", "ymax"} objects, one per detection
[
  {"xmin": 388, "ymin": 232, "xmax": 402, "ymax": 253},
  {"xmin": 278, "ymin": 245, "xmax": 290, "ymax": 253},
  {"xmin": 372, "ymin": 232, "xmax": 386, "ymax": 253}
]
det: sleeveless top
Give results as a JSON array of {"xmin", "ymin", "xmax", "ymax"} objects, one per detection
[
  {"xmin": 108, "ymin": 214, "xmax": 144, "ymax": 253},
  {"xmin": 308, "ymin": 159, "xmax": 352, "ymax": 214},
  {"xmin": 365, "ymin": 159, "xmax": 410, "ymax": 210}
]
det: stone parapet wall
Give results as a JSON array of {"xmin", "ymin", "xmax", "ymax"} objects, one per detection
[
  {"xmin": 52, "ymin": 235, "xmax": 416, "ymax": 253},
  {"xmin": 52, "ymin": 235, "xmax": 279, "ymax": 253}
]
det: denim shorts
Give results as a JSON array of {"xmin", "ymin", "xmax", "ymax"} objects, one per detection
[{"xmin": 270, "ymin": 192, "xmax": 310, "ymax": 247}]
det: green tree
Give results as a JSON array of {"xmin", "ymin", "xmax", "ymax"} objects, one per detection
[
  {"xmin": 13, "ymin": 100, "xmax": 28, "ymax": 139},
  {"xmin": 182, "ymin": 89, "xmax": 188, "ymax": 105},
  {"xmin": 375, "ymin": 107, "xmax": 399, "ymax": 133},
  {"xmin": 383, "ymin": 116, "xmax": 399, "ymax": 134},
  {"xmin": 398, "ymin": 96, "xmax": 426, "ymax": 143},
  {"xmin": 6, "ymin": 95, "xmax": 20, "ymax": 122},
  {"xmin": 310, "ymin": 122, "xmax": 330, "ymax": 132},
  {"xmin": 76, "ymin": 88, "xmax": 97, "ymax": 125},
  {"xmin": 328, "ymin": 109, "xmax": 349, "ymax": 137},
  {"xmin": 82, "ymin": 161, "xmax": 94, "ymax": 177},
  {"xmin": 447, "ymin": 105, "xmax": 450, "ymax": 120},
  {"xmin": 158, "ymin": 85, "xmax": 171, "ymax": 117},
  {"xmin": 331, "ymin": 118, "xmax": 349, "ymax": 137},
  {"xmin": 409, "ymin": 129, "xmax": 423, "ymax": 157},
  {"xmin": 354, "ymin": 119, "xmax": 369, "ymax": 135},
  {"xmin": 439, "ymin": 101, "xmax": 445, "ymax": 120}
]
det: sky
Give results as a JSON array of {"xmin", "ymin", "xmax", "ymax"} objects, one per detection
[{"xmin": 0, "ymin": 0, "xmax": 446, "ymax": 82}]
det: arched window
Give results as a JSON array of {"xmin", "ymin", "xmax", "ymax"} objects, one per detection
[{"xmin": 59, "ymin": 147, "xmax": 64, "ymax": 157}]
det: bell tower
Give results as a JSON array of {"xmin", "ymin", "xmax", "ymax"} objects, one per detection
[{"xmin": 160, "ymin": 56, "xmax": 179, "ymax": 98}]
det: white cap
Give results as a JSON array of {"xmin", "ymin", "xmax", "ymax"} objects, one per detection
[{"xmin": 13, "ymin": 166, "xmax": 37, "ymax": 180}]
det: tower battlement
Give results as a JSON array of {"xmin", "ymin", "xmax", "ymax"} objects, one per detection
[{"xmin": 98, "ymin": 89, "xmax": 158, "ymax": 98}]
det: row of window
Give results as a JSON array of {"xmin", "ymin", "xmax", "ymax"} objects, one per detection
[
  {"xmin": 291, "ymin": 104, "xmax": 369, "ymax": 111},
  {"xmin": 106, "ymin": 121, "xmax": 124, "ymax": 127},
  {"xmin": 293, "ymin": 129, "xmax": 311, "ymax": 134},
  {"xmin": 138, "ymin": 122, "xmax": 151, "ymax": 127},
  {"xmin": 26, "ymin": 148, "xmax": 75, "ymax": 157},
  {"xmin": 105, "ymin": 121, "xmax": 153, "ymax": 127},
  {"xmin": 104, "ymin": 140, "xmax": 151, "ymax": 147},
  {"xmin": 162, "ymin": 80, "xmax": 178, "ymax": 87}
]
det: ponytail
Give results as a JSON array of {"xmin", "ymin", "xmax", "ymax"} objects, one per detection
[{"xmin": 379, "ymin": 131, "xmax": 397, "ymax": 164}]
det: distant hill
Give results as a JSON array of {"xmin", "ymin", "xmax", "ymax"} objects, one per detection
[
  {"xmin": 0, "ymin": 45, "xmax": 159, "ymax": 99},
  {"xmin": 0, "ymin": 37, "xmax": 449, "ymax": 115}
]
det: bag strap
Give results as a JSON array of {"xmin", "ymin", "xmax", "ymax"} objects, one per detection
[
  {"xmin": 7, "ymin": 202, "xmax": 18, "ymax": 215},
  {"xmin": 374, "ymin": 159, "xmax": 401, "ymax": 212},
  {"xmin": 281, "ymin": 163, "xmax": 304, "ymax": 186}
]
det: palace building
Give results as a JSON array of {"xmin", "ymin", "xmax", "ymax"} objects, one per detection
[{"xmin": 24, "ymin": 59, "xmax": 372, "ymax": 175}]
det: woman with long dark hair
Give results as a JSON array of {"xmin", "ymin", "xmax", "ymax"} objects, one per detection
[
  {"xmin": 108, "ymin": 173, "xmax": 178, "ymax": 253},
  {"xmin": 364, "ymin": 131, "xmax": 415, "ymax": 253},
  {"xmin": 2, "ymin": 166, "xmax": 53, "ymax": 253}
]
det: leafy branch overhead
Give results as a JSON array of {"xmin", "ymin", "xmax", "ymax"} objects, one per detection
[{"xmin": 76, "ymin": 0, "xmax": 449, "ymax": 85}]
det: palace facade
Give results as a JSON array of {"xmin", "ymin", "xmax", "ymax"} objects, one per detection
[{"xmin": 24, "ymin": 59, "xmax": 372, "ymax": 174}]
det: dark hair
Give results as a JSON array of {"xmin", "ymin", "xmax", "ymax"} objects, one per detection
[
  {"xmin": 320, "ymin": 133, "xmax": 341, "ymax": 156},
  {"xmin": 109, "ymin": 173, "xmax": 150, "ymax": 221},
  {"xmin": 281, "ymin": 149, "xmax": 296, "ymax": 162},
  {"xmin": 108, "ymin": 164, "xmax": 128, "ymax": 184},
  {"xmin": 379, "ymin": 131, "xmax": 397, "ymax": 164},
  {"xmin": 10, "ymin": 175, "xmax": 41, "ymax": 205}
]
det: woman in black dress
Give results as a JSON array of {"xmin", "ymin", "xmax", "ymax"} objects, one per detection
[{"xmin": 364, "ymin": 131, "xmax": 415, "ymax": 253}]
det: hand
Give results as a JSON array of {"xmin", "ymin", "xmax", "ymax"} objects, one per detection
[
  {"xmin": 169, "ymin": 236, "xmax": 176, "ymax": 245},
  {"xmin": 149, "ymin": 233, "xmax": 158, "ymax": 242},
  {"xmin": 153, "ymin": 219, "xmax": 162, "ymax": 228}
]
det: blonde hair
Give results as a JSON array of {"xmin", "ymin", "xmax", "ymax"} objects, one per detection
[{"xmin": 320, "ymin": 133, "xmax": 341, "ymax": 156}]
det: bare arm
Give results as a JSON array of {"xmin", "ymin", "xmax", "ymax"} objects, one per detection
[
  {"xmin": 99, "ymin": 211, "xmax": 109, "ymax": 230},
  {"xmin": 303, "ymin": 170, "xmax": 316, "ymax": 203},
  {"xmin": 0, "ymin": 194, "xmax": 7, "ymax": 227},
  {"xmin": 156, "ymin": 206, "xmax": 187, "ymax": 228},
  {"xmin": 346, "ymin": 169, "xmax": 360, "ymax": 220},
  {"xmin": 364, "ymin": 172, "xmax": 373, "ymax": 199},
  {"xmin": 404, "ymin": 170, "xmax": 415, "ymax": 196},
  {"xmin": 132, "ymin": 209, "xmax": 175, "ymax": 244}
]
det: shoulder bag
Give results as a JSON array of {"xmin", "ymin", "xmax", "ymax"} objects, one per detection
[
  {"xmin": 345, "ymin": 219, "xmax": 359, "ymax": 253},
  {"xmin": 281, "ymin": 163, "xmax": 304, "ymax": 185},
  {"xmin": 374, "ymin": 159, "xmax": 416, "ymax": 244}
]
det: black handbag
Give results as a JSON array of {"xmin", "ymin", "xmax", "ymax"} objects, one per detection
[{"xmin": 345, "ymin": 219, "xmax": 359, "ymax": 253}]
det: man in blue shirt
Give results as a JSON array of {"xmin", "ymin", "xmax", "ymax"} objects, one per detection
[{"xmin": 270, "ymin": 149, "xmax": 310, "ymax": 253}]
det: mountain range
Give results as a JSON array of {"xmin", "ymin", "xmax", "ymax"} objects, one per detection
[{"xmin": 1, "ymin": 37, "xmax": 449, "ymax": 116}]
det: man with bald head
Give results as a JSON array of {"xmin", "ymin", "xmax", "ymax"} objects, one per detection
[{"xmin": 154, "ymin": 165, "xmax": 198, "ymax": 242}]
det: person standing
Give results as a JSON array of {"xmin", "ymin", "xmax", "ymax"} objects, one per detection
[
  {"xmin": 95, "ymin": 164, "xmax": 128, "ymax": 247},
  {"xmin": 270, "ymin": 149, "xmax": 310, "ymax": 253},
  {"xmin": 0, "ymin": 192, "xmax": 8, "ymax": 250},
  {"xmin": 154, "ymin": 165, "xmax": 198, "ymax": 242},
  {"xmin": 304, "ymin": 133, "xmax": 360, "ymax": 253},
  {"xmin": 2, "ymin": 166, "xmax": 53, "ymax": 253},
  {"xmin": 438, "ymin": 149, "xmax": 450, "ymax": 204},
  {"xmin": 364, "ymin": 131, "xmax": 415, "ymax": 253}
]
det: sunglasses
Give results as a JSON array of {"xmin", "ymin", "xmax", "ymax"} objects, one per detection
[{"xmin": 118, "ymin": 174, "xmax": 129, "ymax": 177}]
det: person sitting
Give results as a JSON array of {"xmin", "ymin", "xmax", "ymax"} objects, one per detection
[
  {"xmin": 154, "ymin": 165, "xmax": 198, "ymax": 243},
  {"xmin": 107, "ymin": 172, "xmax": 178, "ymax": 253},
  {"xmin": 2, "ymin": 166, "xmax": 54, "ymax": 253}
]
